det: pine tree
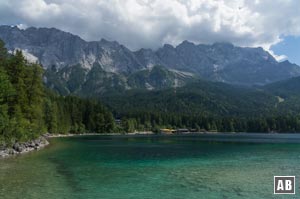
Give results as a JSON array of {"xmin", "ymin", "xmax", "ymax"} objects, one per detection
[
  {"xmin": 0, "ymin": 39, "xmax": 7, "ymax": 62},
  {"xmin": 0, "ymin": 68, "xmax": 14, "ymax": 144}
]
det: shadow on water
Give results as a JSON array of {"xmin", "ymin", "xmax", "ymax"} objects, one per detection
[{"xmin": 48, "ymin": 157, "xmax": 86, "ymax": 194}]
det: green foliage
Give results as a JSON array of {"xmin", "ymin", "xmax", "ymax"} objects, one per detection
[
  {"xmin": 2, "ymin": 36, "xmax": 300, "ymax": 141},
  {"xmin": 0, "ymin": 40, "xmax": 7, "ymax": 62},
  {"xmin": 0, "ymin": 68, "xmax": 14, "ymax": 144},
  {"xmin": 122, "ymin": 118, "xmax": 137, "ymax": 133},
  {"xmin": 101, "ymin": 79, "xmax": 300, "ymax": 133},
  {"xmin": 103, "ymin": 79, "xmax": 278, "ymax": 117},
  {"xmin": 0, "ymin": 39, "xmax": 116, "ymax": 145},
  {"xmin": 42, "ymin": 91, "xmax": 116, "ymax": 135}
]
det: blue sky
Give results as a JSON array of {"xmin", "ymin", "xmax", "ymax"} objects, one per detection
[{"xmin": 271, "ymin": 36, "xmax": 300, "ymax": 65}]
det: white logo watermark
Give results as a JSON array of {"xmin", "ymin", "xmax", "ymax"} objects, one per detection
[{"xmin": 274, "ymin": 176, "xmax": 295, "ymax": 195}]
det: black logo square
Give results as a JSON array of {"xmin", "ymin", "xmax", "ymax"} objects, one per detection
[{"xmin": 274, "ymin": 176, "xmax": 295, "ymax": 194}]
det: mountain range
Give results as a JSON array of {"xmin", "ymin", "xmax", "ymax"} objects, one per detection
[{"xmin": 1, "ymin": 25, "xmax": 300, "ymax": 96}]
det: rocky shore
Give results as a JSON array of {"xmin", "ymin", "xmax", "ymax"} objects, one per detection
[{"xmin": 0, "ymin": 137, "xmax": 49, "ymax": 158}]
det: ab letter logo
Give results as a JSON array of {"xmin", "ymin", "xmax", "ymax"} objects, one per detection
[{"xmin": 274, "ymin": 176, "xmax": 295, "ymax": 195}]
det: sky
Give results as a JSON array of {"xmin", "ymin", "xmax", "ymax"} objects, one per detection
[
  {"xmin": 0, "ymin": 0, "xmax": 299, "ymax": 64},
  {"xmin": 271, "ymin": 36, "xmax": 300, "ymax": 65}
]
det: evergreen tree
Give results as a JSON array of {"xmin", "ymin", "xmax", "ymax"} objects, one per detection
[
  {"xmin": 0, "ymin": 39, "xmax": 7, "ymax": 62},
  {"xmin": 0, "ymin": 69, "xmax": 14, "ymax": 144}
]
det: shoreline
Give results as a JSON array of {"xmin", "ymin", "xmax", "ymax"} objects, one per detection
[
  {"xmin": 44, "ymin": 131, "xmax": 282, "ymax": 138},
  {"xmin": 0, "ymin": 131, "xmax": 295, "ymax": 159},
  {"xmin": 44, "ymin": 131, "xmax": 155, "ymax": 138},
  {"xmin": 45, "ymin": 131, "xmax": 286, "ymax": 138},
  {"xmin": 0, "ymin": 136, "xmax": 49, "ymax": 159}
]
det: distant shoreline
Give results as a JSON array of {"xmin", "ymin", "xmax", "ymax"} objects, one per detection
[
  {"xmin": 44, "ymin": 131, "xmax": 155, "ymax": 138},
  {"xmin": 0, "ymin": 131, "xmax": 300, "ymax": 160},
  {"xmin": 45, "ymin": 131, "xmax": 299, "ymax": 139}
]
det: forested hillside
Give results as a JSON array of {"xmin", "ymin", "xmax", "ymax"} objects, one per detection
[
  {"xmin": 2, "ymin": 35, "xmax": 300, "ymax": 142},
  {"xmin": 103, "ymin": 80, "xmax": 278, "ymax": 116},
  {"xmin": 262, "ymin": 77, "xmax": 300, "ymax": 115},
  {"xmin": 102, "ymin": 80, "xmax": 300, "ymax": 133},
  {"xmin": 0, "ymin": 40, "xmax": 115, "ymax": 146}
]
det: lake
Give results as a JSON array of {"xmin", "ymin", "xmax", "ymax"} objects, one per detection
[{"xmin": 1, "ymin": 134, "xmax": 300, "ymax": 199}]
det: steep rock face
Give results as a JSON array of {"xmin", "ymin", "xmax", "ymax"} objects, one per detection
[
  {"xmin": 0, "ymin": 26, "xmax": 87, "ymax": 68},
  {"xmin": 1, "ymin": 25, "xmax": 300, "ymax": 88},
  {"xmin": 152, "ymin": 42, "xmax": 293, "ymax": 85},
  {"xmin": 92, "ymin": 39, "xmax": 144, "ymax": 73},
  {"xmin": 0, "ymin": 26, "xmax": 144, "ymax": 73},
  {"xmin": 127, "ymin": 65, "xmax": 195, "ymax": 90},
  {"xmin": 133, "ymin": 48, "xmax": 163, "ymax": 69},
  {"xmin": 45, "ymin": 64, "xmax": 196, "ymax": 96}
]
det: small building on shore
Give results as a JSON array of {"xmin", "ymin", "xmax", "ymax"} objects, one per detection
[{"xmin": 160, "ymin": 129, "xmax": 176, "ymax": 134}]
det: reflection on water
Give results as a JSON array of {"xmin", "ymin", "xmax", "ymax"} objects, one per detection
[{"xmin": 1, "ymin": 134, "xmax": 300, "ymax": 199}]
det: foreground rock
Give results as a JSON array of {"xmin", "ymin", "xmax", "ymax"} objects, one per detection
[{"xmin": 0, "ymin": 137, "xmax": 49, "ymax": 158}]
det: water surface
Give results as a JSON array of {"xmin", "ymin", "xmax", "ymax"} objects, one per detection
[{"xmin": 1, "ymin": 134, "xmax": 300, "ymax": 199}]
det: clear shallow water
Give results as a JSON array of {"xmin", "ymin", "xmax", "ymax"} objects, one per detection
[{"xmin": 1, "ymin": 134, "xmax": 300, "ymax": 199}]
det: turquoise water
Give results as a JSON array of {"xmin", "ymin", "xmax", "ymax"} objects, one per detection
[{"xmin": 1, "ymin": 134, "xmax": 300, "ymax": 199}]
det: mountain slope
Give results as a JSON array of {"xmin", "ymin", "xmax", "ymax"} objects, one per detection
[
  {"xmin": 0, "ymin": 25, "xmax": 144, "ymax": 73},
  {"xmin": 264, "ymin": 76, "xmax": 300, "ymax": 98},
  {"xmin": 127, "ymin": 65, "xmax": 196, "ymax": 90},
  {"xmin": 153, "ymin": 41, "xmax": 300, "ymax": 85},
  {"xmin": 45, "ymin": 64, "xmax": 195, "ymax": 95},
  {"xmin": 102, "ymin": 80, "xmax": 278, "ymax": 117},
  {"xmin": 262, "ymin": 77, "xmax": 300, "ymax": 114},
  {"xmin": 1, "ymin": 25, "xmax": 300, "ymax": 87}
]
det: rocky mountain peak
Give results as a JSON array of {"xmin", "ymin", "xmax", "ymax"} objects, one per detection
[{"xmin": 0, "ymin": 25, "xmax": 299, "ymax": 86}]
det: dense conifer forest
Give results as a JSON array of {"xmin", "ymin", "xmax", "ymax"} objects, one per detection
[
  {"xmin": 0, "ymin": 40, "xmax": 115, "ymax": 146},
  {"xmin": 2, "ymin": 38, "xmax": 300, "ymax": 146}
]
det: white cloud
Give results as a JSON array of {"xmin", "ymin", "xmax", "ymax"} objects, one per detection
[
  {"xmin": 0, "ymin": 0, "xmax": 299, "ymax": 54},
  {"xmin": 269, "ymin": 50, "xmax": 288, "ymax": 62}
]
